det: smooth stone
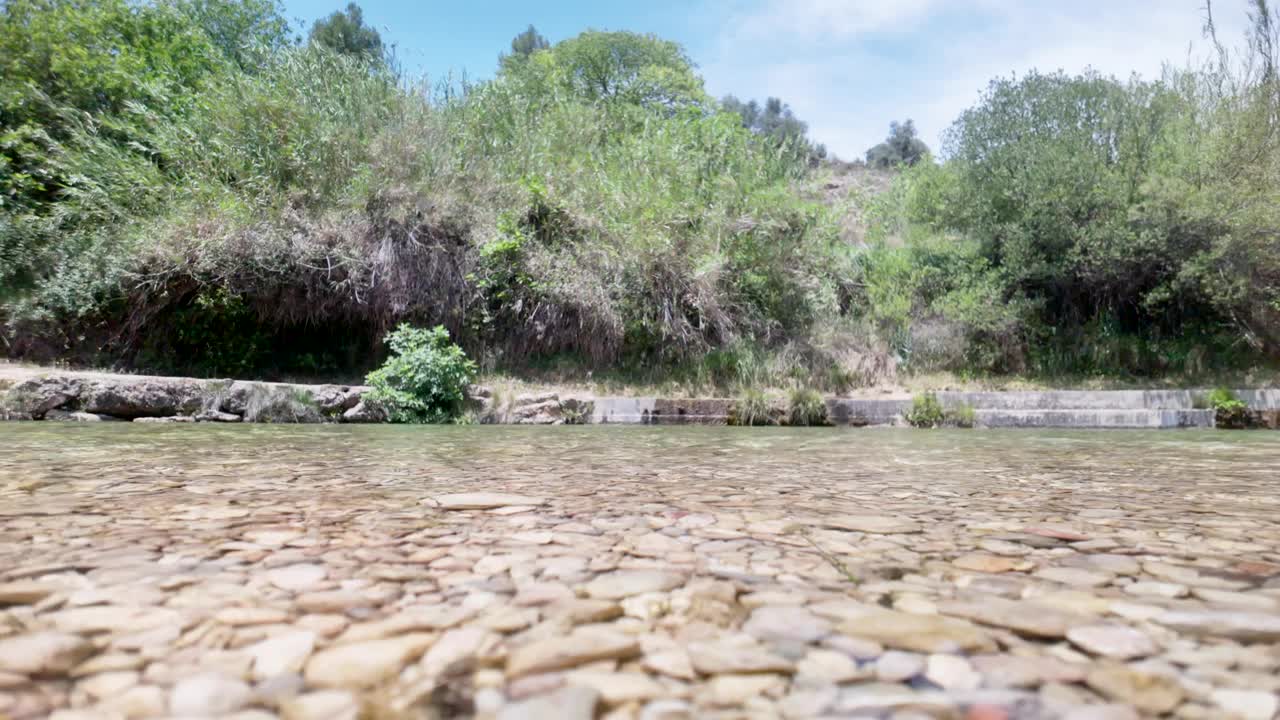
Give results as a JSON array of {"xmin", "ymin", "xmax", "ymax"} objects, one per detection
[
  {"xmin": 280, "ymin": 690, "xmax": 360, "ymax": 720},
  {"xmin": 924, "ymin": 654, "xmax": 981, "ymax": 690},
  {"xmin": 686, "ymin": 640, "xmax": 794, "ymax": 674},
  {"xmin": 421, "ymin": 627, "xmax": 493, "ymax": 677},
  {"xmin": 641, "ymin": 649, "xmax": 696, "ymax": 680},
  {"xmin": 938, "ymin": 597, "xmax": 1084, "ymax": 638},
  {"xmin": 304, "ymin": 633, "xmax": 436, "ymax": 688},
  {"xmin": 952, "ymin": 554, "xmax": 1028, "ymax": 574},
  {"xmin": 0, "ymin": 632, "xmax": 95, "ymax": 675},
  {"xmin": 875, "ymin": 651, "xmax": 925, "ymax": 682},
  {"xmin": 742, "ymin": 606, "xmax": 831, "ymax": 644},
  {"xmin": 1066, "ymin": 625, "xmax": 1157, "ymax": 660},
  {"xmin": 215, "ymin": 607, "xmax": 292, "ymax": 626},
  {"xmin": 169, "ymin": 672, "xmax": 251, "ymax": 716},
  {"xmin": 795, "ymin": 649, "xmax": 867, "ymax": 683},
  {"xmin": 247, "ymin": 630, "xmax": 316, "ymax": 680},
  {"xmin": 1034, "ymin": 567, "xmax": 1114, "ymax": 588},
  {"xmin": 433, "ymin": 493, "xmax": 547, "ymax": 510},
  {"xmin": 1209, "ymin": 689, "xmax": 1279, "ymax": 720},
  {"xmin": 970, "ymin": 654, "xmax": 1087, "ymax": 688},
  {"xmin": 79, "ymin": 670, "xmax": 140, "ymax": 700},
  {"xmin": 839, "ymin": 609, "xmax": 996, "ymax": 653},
  {"xmin": 498, "ymin": 685, "xmax": 598, "ymax": 720},
  {"xmin": 506, "ymin": 630, "xmax": 639, "ymax": 677},
  {"xmin": 707, "ymin": 673, "xmax": 786, "ymax": 705},
  {"xmin": 822, "ymin": 515, "xmax": 921, "ymax": 534},
  {"xmin": 0, "ymin": 580, "xmax": 60, "ymax": 605},
  {"xmin": 265, "ymin": 564, "xmax": 328, "ymax": 592},
  {"xmin": 1124, "ymin": 581, "xmax": 1189, "ymax": 599},
  {"xmin": 1154, "ymin": 610, "xmax": 1280, "ymax": 642},
  {"xmin": 565, "ymin": 671, "xmax": 667, "ymax": 704},
  {"xmin": 1084, "ymin": 662, "xmax": 1184, "ymax": 714},
  {"xmin": 584, "ymin": 571, "xmax": 685, "ymax": 600},
  {"xmin": 100, "ymin": 685, "xmax": 166, "ymax": 718}
]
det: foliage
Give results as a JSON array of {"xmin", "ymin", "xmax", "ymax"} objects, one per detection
[
  {"xmin": 722, "ymin": 95, "xmax": 826, "ymax": 164},
  {"xmin": 865, "ymin": 120, "xmax": 929, "ymax": 168},
  {"xmin": 787, "ymin": 387, "xmax": 827, "ymax": 426},
  {"xmin": 501, "ymin": 24, "xmax": 549, "ymax": 69},
  {"xmin": 1208, "ymin": 386, "xmax": 1251, "ymax": 428},
  {"xmin": 945, "ymin": 402, "xmax": 976, "ymax": 428},
  {"xmin": 309, "ymin": 3, "xmax": 382, "ymax": 61},
  {"xmin": 365, "ymin": 325, "xmax": 477, "ymax": 423},
  {"xmin": 905, "ymin": 392, "xmax": 945, "ymax": 428},
  {"xmin": 732, "ymin": 388, "xmax": 773, "ymax": 426}
]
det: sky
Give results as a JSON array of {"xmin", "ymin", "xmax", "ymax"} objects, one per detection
[{"xmin": 281, "ymin": 0, "xmax": 1251, "ymax": 160}]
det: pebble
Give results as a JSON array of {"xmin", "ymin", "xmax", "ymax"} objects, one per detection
[
  {"xmin": 433, "ymin": 493, "xmax": 547, "ymax": 510},
  {"xmin": 1084, "ymin": 662, "xmax": 1184, "ymax": 714},
  {"xmin": 924, "ymin": 654, "xmax": 982, "ymax": 690},
  {"xmin": 498, "ymin": 685, "xmax": 598, "ymax": 720},
  {"xmin": 822, "ymin": 515, "xmax": 921, "ymax": 534},
  {"xmin": 247, "ymin": 630, "xmax": 316, "ymax": 680},
  {"xmin": 875, "ymin": 651, "xmax": 925, "ymax": 682},
  {"xmin": 304, "ymin": 633, "xmax": 436, "ymax": 688},
  {"xmin": 169, "ymin": 672, "xmax": 251, "ymax": 716},
  {"xmin": 1209, "ymin": 688, "xmax": 1279, "ymax": 720},
  {"xmin": 742, "ymin": 605, "xmax": 831, "ymax": 643},
  {"xmin": 686, "ymin": 640, "xmax": 794, "ymax": 674},
  {"xmin": 265, "ymin": 565, "xmax": 328, "ymax": 592},
  {"xmin": 1066, "ymin": 625, "xmax": 1157, "ymax": 659},
  {"xmin": 507, "ymin": 630, "xmax": 639, "ymax": 677},
  {"xmin": 584, "ymin": 571, "xmax": 686, "ymax": 599},
  {"xmin": 279, "ymin": 690, "xmax": 360, "ymax": 720},
  {"xmin": 0, "ymin": 632, "xmax": 94, "ymax": 675}
]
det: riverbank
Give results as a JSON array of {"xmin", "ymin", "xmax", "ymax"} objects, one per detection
[{"xmin": 3, "ymin": 365, "xmax": 1279, "ymax": 429}]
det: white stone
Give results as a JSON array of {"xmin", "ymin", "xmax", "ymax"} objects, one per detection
[
  {"xmin": 247, "ymin": 630, "xmax": 316, "ymax": 680},
  {"xmin": 169, "ymin": 673, "xmax": 251, "ymax": 716}
]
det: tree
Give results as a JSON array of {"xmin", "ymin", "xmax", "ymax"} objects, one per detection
[
  {"xmin": 865, "ymin": 120, "xmax": 929, "ymax": 168},
  {"xmin": 309, "ymin": 3, "xmax": 382, "ymax": 61},
  {"xmin": 500, "ymin": 24, "xmax": 549, "ymax": 68},
  {"xmin": 500, "ymin": 30, "xmax": 706, "ymax": 110},
  {"xmin": 722, "ymin": 94, "xmax": 826, "ymax": 163}
]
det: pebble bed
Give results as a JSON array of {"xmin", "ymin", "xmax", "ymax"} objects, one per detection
[{"xmin": 0, "ymin": 425, "xmax": 1278, "ymax": 720}]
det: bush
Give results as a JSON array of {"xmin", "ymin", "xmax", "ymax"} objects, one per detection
[
  {"xmin": 945, "ymin": 402, "xmax": 976, "ymax": 428},
  {"xmin": 787, "ymin": 387, "xmax": 827, "ymax": 426},
  {"xmin": 1208, "ymin": 387, "xmax": 1251, "ymax": 429},
  {"xmin": 365, "ymin": 325, "xmax": 477, "ymax": 423},
  {"xmin": 906, "ymin": 392, "xmax": 945, "ymax": 428},
  {"xmin": 732, "ymin": 388, "xmax": 773, "ymax": 426}
]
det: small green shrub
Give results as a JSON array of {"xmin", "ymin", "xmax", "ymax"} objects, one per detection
[
  {"xmin": 732, "ymin": 388, "xmax": 773, "ymax": 426},
  {"xmin": 1208, "ymin": 387, "xmax": 1251, "ymax": 429},
  {"xmin": 788, "ymin": 388, "xmax": 828, "ymax": 426},
  {"xmin": 906, "ymin": 392, "xmax": 945, "ymax": 428},
  {"xmin": 945, "ymin": 402, "xmax": 976, "ymax": 428},
  {"xmin": 365, "ymin": 325, "xmax": 477, "ymax": 424},
  {"xmin": 826, "ymin": 365, "xmax": 859, "ymax": 395}
]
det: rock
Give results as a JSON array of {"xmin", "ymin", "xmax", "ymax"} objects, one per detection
[
  {"xmin": 81, "ymin": 377, "xmax": 206, "ymax": 419},
  {"xmin": 341, "ymin": 400, "xmax": 386, "ymax": 423},
  {"xmin": 420, "ymin": 627, "xmax": 492, "ymax": 677},
  {"xmin": 1124, "ymin": 581, "xmax": 1189, "ymax": 598},
  {"xmin": 265, "ymin": 564, "xmax": 328, "ymax": 592},
  {"xmin": 507, "ymin": 630, "xmax": 639, "ymax": 677},
  {"xmin": 822, "ymin": 515, "xmax": 921, "ymax": 534},
  {"xmin": 1084, "ymin": 662, "xmax": 1184, "ymax": 714},
  {"xmin": 0, "ymin": 579, "xmax": 59, "ymax": 605},
  {"xmin": 938, "ymin": 597, "xmax": 1084, "ymax": 638},
  {"xmin": 584, "ymin": 571, "xmax": 686, "ymax": 599},
  {"xmin": 4, "ymin": 375, "xmax": 83, "ymax": 417},
  {"xmin": 952, "ymin": 554, "xmax": 1028, "ymax": 573},
  {"xmin": 686, "ymin": 640, "xmax": 794, "ymax": 674},
  {"xmin": 742, "ymin": 606, "xmax": 831, "ymax": 644},
  {"xmin": 335, "ymin": 605, "xmax": 473, "ymax": 643},
  {"xmin": 296, "ymin": 590, "xmax": 369, "ymax": 614},
  {"xmin": 169, "ymin": 672, "xmax": 251, "ymax": 716},
  {"xmin": 100, "ymin": 685, "xmax": 165, "ymax": 718},
  {"xmin": 1066, "ymin": 625, "xmax": 1157, "ymax": 659},
  {"xmin": 133, "ymin": 415, "xmax": 195, "ymax": 423},
  {"xmin": 1153, "ymin": 610, "xmax": 1280, "ymax": 642},
  {"xmin": 795, "ymin": 649, "xmax": 867, "ymax": 682},
  {"xmin": 840, "ymin": 609, "xmax": 996, "ymax": 653},
  {"xmin": 304, "ymin": 633, "xmax": 435, "ymax": 688},
  {"xmin": 970, "ymin": 654, "xmax": 1087, "ymax": 688},
  {"xmin": 78, "ymin": 670, "xmax": 139, "ymax": 700},
  {"xmin": 280, "ymin": 690, "xmax": 360, "ymax": 720},
  {"xmin": 1209, "ymin": 689, "xmax": 1279, "ymax": 720},
  {"xmin": 195, "ymin": 410, "xmax": 242, "ymax": 422},
  {"xmin": 707, "ymin": 674, "xmax": 785, "ymax": 704},
  {"xmin": 1060, "ymin": 705, "xmax": 1140, "ymax": 720},
  {"xmin": 44, "ymin": 409, "xmax": 117, "ymax": 422},
  {"xmin": 215, "ymin": 607, "xmax": 292, "ymax": 626},
  {"xmin": 641, "ymin": 649, "xmax": 696, "ymax": 680},
  {"xmin": 1034, "ymin": 567, "xmax": 1114, "ymax": 588},
  {"xmin": 875, "ymin": 651, "xmax": 925, "ymax": 682},
  {"xmin": 498, "ymin": 686, "xmax": 598, "ymax": 720},
  {"xmin": 565, "ymin": 671, "xmax": 667, "ymax": 704},
  {"xmin": 0, "ymin": 632, "xmax": 94, "ymax": 675},
  {"xmin": 432, "ymin": 493, "xmax": 548, "ymax": 510},
  {"xmin": 924, "ymin": 654, "xmax": 982, "ymax": 690},
  {"xmin": 247, "ymin": 630, "xmax": 315, "ymax": 680}
]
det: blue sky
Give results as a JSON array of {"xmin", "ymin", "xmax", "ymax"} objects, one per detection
[{"xmin": 282, "ymin": 0, "xmax": 1247, "ymax": 159}]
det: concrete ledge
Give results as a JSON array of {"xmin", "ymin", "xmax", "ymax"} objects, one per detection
[{"xmin": 975, "ymin": 409, "xmax": 1215, "ymax": 429}]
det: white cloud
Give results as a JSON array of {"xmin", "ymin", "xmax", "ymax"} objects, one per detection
[{"xmin": 696, "ymin": 0, "xmax": 1251, "ymax": 159}]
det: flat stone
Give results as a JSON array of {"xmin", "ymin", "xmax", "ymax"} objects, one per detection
[
  {"xmin": 875, "ymin": 650, "xmax": 925, "ymax": 682},
  {"xmin": 952, "ymin": 554, "xmax": 1028, "ymax": 573},
  {"xmin": 247, "ymin": 630, "xmax": 315, "ymax": 680},
  {"xmin": 686, "ymin": 640, "xmax": 795, "ymax": 674},
  {"xmin": 939, "ymin": 597, "xmax": 1084, "ymax": 638},
  {"xmin": 169, "ymin": 672, "xmax": 251, "ymax": 716},
  {"xmin": 840, "ymin": 609, "xmax": 996, "ymax": 653},
  {"xmin": 1123, "ymin": 581, "xmax": 1189, "ymax": 599},
  {"xmin": 1066, "ymin": 625, "xmax": 1157, "ymax": 659},
  {"xmin": 432, "ymin": 493, "xmax": 547, "ymax": 510},
  {"xmin": 0, "ymin": 632, "xmax": 95, "ymax": 675},
  {"xmin": 1034, "ymin": 567, "xmax": 1113, "ymax": 588},
  {"xmin": 101, "ymin": 685, "xmax": 165, "ymax": 718},
  {"xmin": 565, "ymin": 671, "xmax": 667, "ymax": 704},
  {"xmin": 1209, "ymin": 689, "xmax": 1279, "ymax": 720},
  {"xmin": 796, "ymin": 648, "xmax": 866, "ymax": 682},
  {"xmin": 420, "ymin": 626, "xmax": 493, "ymax": 677},
  {"xmin": 970, "ymin": 653, "xmax": 1087, "ymax": 688},
  {"xmin": 1153, "ymin": 610, "xmax": 1280, "ymax": 642},
  {"xmin": 280, "ymin": 690, "xmax": 360, "ymax": 720},
  {"xmin": 46, "ymin": 606, "xmax": 183, "ymax": 634},
  {"xmin": 707, "ymin": 673, "xmax": 786, "ymax": 704},
  {"xmin": 498, "ymin": 685, "xmax": 598, "ymax": 720},
  {"xmin": 78, "ymin": 670, "xmax": 139, "ymax": 700},
  {"xmin": 742, "ymin": 605, "xmax": 831, "ymax": 643},
  {"xmin": 584, "ymin": 570, "xmax": 685, "ymax": 599},
  {"xmin": 0, "ymin": 580, "xmax": 60, "ymax": 605},
  {"xmin": 507, "ymin": 630, "xmax": 639, "ymax": 677},
  {"xmin": 822, "ymin": 515, "xmax": 921, "ymax": 534},
  {"xmin": 924, "ymin": 653, "xmax": 981, "ymax": 690},
  {"xmin": 641, "ymin": 649, "xmax": 696, "ymax": 680},
  {"xmin": 215, "ymin": 607, "xmax": 292, "ymax": 626},
  {"xmin": 304, "ymin": 633, "xmax": 436, "ymax": 688},
  {"xmin": 1084, "ymin": 662, "xmax": 1183, "ymax": 714},
  {"xmin": 264, "ymin": 564, "xmax": 328, "ymax": 592},
  {"xmin": 296, "ymin": 590, "xmax": 369, "ymax": 613}
]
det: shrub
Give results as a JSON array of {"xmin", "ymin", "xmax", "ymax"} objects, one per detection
[
  {"xmin": 1208, "ymin": 387, "xmax": 1251, "ymax": 429},
  {"xmin": 788, "ymin": 387, "xmax": 827, "ymax": 426},
  {"xmin": 365, "ymin": 324, "xmax": 477, "ymax": 423},
  {"xmin": 732, "ymin": 388, "xmax": 772, "ymax": 426},
  {"xmin": 906, "ymin": 392, "xmax": 945, "ymax": 428},
  {"xmin": 945, "ymin": 402, "xmax": 976, "ymax": 428}
]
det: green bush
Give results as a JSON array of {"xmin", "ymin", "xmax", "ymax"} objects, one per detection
[
  {"xmin": 1208, "ymin": 387, "xmax": 1251, "ymax": 429},
  {"xmin": 365, "ymin": 325, "xmax": 477, "ymax": 423},
  {"xmin": 732, "ymin": 388, "xmax": 772, "ymax": 426},
  {"xmin": 787, "ymin": 387, "xmax": 827, "ymax": 426},
  {"xmin": 906, "ymin": 392, "xmax": 945, "ymax": 428},
  {"xmin": 945, "ymin": 402, "xmax": 976, "ymax": 428}
]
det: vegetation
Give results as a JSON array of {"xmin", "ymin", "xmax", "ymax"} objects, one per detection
[
  {"xmin": 1208, "ymin": 387, "xmax": 1252, "ymax": 428},
  {"xmin": 945, "ymin": 402, "xmax": 976, "ymax": 428},
  {"xmin": 365, "ymin": 325, "xmax": 477, "ymax": 423},
  {"xmin": 787, "ymin": 387, "xmax": 827, "ymax": 426},
  {"xmin": 732, "ymin": 389, "xmax": 773, "ymax": 426},
  {"xmin": 1, "ymin": 0, "xmax": 1277, "ymax": 389},
  {"xmin": 905, "ymin": 392, "xmax": 945, "ymax": 428}
]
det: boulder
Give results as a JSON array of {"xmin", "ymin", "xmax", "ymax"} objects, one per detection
[
  {"xmin": 342, "ymin": 400, "xmax": 387, "ymax": 423},
  {"xmin": 80, "ymin": 378, "xmax": 207, "ymax": 418},
  {"xmin": 2, "ymin": 375, "xmax": 84, "ymax": 418}
]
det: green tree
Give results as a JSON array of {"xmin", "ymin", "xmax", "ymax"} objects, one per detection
[
  {"xmin": 500, "ymin": 24, "xmax": 549, "ymax": 68},
  {"xmin": 309, "ymin": 2, "xmax": 382, "ymax": 61},
  {"xmin": 866, "ymin": 120, "xmax": 930, "ymax": 168},
  {"xmin": 722, "ymin": 95, "xmax": 826, "ymax": 163}
]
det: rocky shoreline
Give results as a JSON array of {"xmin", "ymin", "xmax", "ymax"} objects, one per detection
[{"xmin": 2, "ymin": 370, "xmax": 1279, "ymax": 428}]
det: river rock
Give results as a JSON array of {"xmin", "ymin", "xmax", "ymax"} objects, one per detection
[
  {"xmin": 81, "ymin": 377, "xmax": 206, "ymax": 418},
  {"xmin": 280, "ymin": 690, "xmax": 360, "ymax": 720},
  {"xmin": 0, "ymin": 632, "xmax": 94, "ymax": 675},
  {"xmin": 1066, "ymin": 625, "xmax": 1157, "ymax": 659},
  {"xmin": 341, "ymin": 400, "xmax": 386, "ymax": 423},
  {"xmin": 938, "ymin": 597, "xmax": 1083, "ymax": 638},
  {"xmin": 875, "ymin": 650, "xmax": 925, "ymax": 682},
  {"xmin": 0, "ymin": 580, "xmax": 59, "ymax": 605},
  {"xmin": 432, "ymin": 493, "xmax": 548, "ymax": 510},
  {"xmin": 840, "ymin": 609, "xmax": 996, "ymax": 653},
  {"xmin": 584, "ymin": 570, "xmax": 685, "ymax": 599},
  {"xmin": 822, "ymin": 515, "xmax": 921, "ymax": 534},
  {"xmin": 742, "ymin": 605, "xmax": 832, "ymax": 643},
  {"xmin": 498, "ymin": 685, "xmax": 598, "ymax": 720},
  {"xmin": 304, "ymin": 633, "xmax": 436, "ymax": 688},
  {"xmin": 506, "ymin": 630, "xmax": 639, "ymax": 677},
  {"xmin": 1209, "ymin": 689, "xmax": 1279, "ymax": 720},
  {"xmin": 169, "ymin": 672, "xmax": 251, "ymax": 716},
  {"xmin": 1084, "ymin": 662, "xmax": 1183, "ymax": 714},
  {"xmin": 686, "ymin": 640, "xmax": 795, "ymax": 674},
  {"xmin": 1154, "ymin": 610, "xmax": 1280, "ymax": 642},
  {"xmin": 265, "ymin": 564, "xmax": 328, "ymax": 592},
  {"xmin": 247, "ymin": 630, "xmax": 315, "ymax": 680},
  {"xmin": 924, "ymin": 653, "xmax": 982, "ymax": 690},
  {"xmin": 4, "ymin": 375, "xmax": 83, "ymax": 417}
]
